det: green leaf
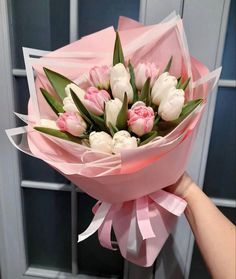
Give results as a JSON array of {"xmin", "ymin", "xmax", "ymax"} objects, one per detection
[
  {"xmin": 176, "ymin": 76, "xmax": 182, "ymax": 89},
  {"xmin": 139, "ymin": 131, "xmax": 158, "ymax": 146},
  {"xmin": 113, "ymin": 31, "xmax": 125, "ymax": 66},
  {"xmin": 179, "ymin": 98, "xmax": 202, "ymax": 119},
  {"xmin": 163, "ymin": 56, "xmax": 173, "ymax": 72},
  {"xmin": 70, "ymin": 89, "xmax": 92, "ymax": 125},
  {"xmin": 128, "ymin": 61, "xmax": 138, "ymax": 103},
  {"xmin": 43, "ymin": 67, "xmax": 73, "ymax": 100},
  {"xmin": 108, "ymin": 122, "xmax": 118, "ymax": 136},
  {"xmin": 116, "ymin": 93, "xmax": 128, "ymax": 130},
  {"xmin": 154, "ymin": 115, "xmax": 160, "ymax": 126},
  {"xmin": 40, "ymin": 88, "xmax": 64, "ymax": 115},
  {"xmin": 34, "ymin": 127, "xmax": 86, "ymax": 143},
  {"xmin": 180, "ymin": 77, "xmax": 191, "ymax": 91},
  {"xmin": 89, "ymin": 114, "xmax": 106, "ymax": 131},
  {"xmin": 139, "ymin": 77, "xmax": 151, "ymax": 105}
]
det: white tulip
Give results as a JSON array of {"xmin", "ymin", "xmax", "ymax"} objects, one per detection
[
  {"xmin": 151, "ymin": 72, "xmax": 177, "ymax": 105},
  {"xmin": 105, "ymin": 98, "xmax": 123, "ymax": 127},
  {"xmin": 39, "ymin": 119, "xmax": 59, "ymax": 130},
  {"xmin": 112, "ymin": 130, "xmax": 138, "ymax": 154},
  {"xmin": 134, "ymin": 62, "xmax": 159, "ymax": 90},
  {"xmin": 89, "ymin": 131, "xmax": 113, "ymax": 154},
  {"xmin": 63, "ymin": 96, "xmax": 78, "ymax": 112},
  {"xmin": 111, "ymin": 79, "xmax": 133, "ymax": 103},
  {"xmin": 158, "ymin": 88, "xmax": 185, "ymax": 121},
  {"xmin": 63, "ymin": 83, "xmax": 85, "ymax": 112},
  {"xmin": 110, "ymin": 63, "xmax": 130, "ymax": 87},
  {"xmin": 65, "ymin": 83, "xmax": 85, "ymax": 100},
  {"xmin": 110, "ymin": 63, "xmax": 133, "ymax": 103}
]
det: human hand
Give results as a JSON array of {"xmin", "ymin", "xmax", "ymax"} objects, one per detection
[{"xmin": 165, "ymin": 172, "xmax": 197, "ymax": 199}]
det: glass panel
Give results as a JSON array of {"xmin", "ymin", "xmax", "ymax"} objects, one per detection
[
  {"xmin": 9, "ymin": 0, "xmax": 70, "ymax": 68},
  {"xmin": 189, "ymin": 207, "xmax": 236, "ymax": 279},
  {"xmin": 78, "ymin": 0, "xmax": 140, "ymax": 37},
  {"xmin": 14, "ymin": 77, "xmax": 68, "ymax": 183},
  {"xmin": 23, "ymin": 188, "xmax": 71, "ymax": 272},
  {"xmin": 77, "ymin": 193, "xmax": 124, "ymax": 278},
  {"xmin": 221, "ymin": 0, "xmax": 236, "ymax": 80},
  {"xmin": 203, "ymin": 87, "xmax": 236, "ymax": 198}
]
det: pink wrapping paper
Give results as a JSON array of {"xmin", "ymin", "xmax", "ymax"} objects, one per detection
[{"xmin": 6, "ymin": 14, "xmax": 221, "ymax": 267}]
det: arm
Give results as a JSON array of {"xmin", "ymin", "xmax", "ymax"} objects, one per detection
[{"xmin": 166, "ymin": 173, "xmax": 236, "ymax": 279}]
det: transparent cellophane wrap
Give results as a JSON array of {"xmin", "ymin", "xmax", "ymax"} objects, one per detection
[{"xmin": 7, "ymin": 14, "xmax": 221, "ymax": 266}]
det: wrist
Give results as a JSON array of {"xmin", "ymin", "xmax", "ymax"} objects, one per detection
[{"xmin": 166, "ymin": 173, "xmax": 198, "ymax": 200}]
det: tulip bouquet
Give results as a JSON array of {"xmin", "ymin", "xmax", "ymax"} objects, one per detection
[
  {"xmin": 7, "ymin": 14, "xmax": 221, "ymax": 266},
  {"xmin": 35, "ymin": 33, "xmax": 197, "ymax": 155}
]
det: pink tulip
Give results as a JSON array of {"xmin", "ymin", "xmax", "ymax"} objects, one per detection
[
  {"xmin": 56, "ymin": 112, "xmax": 87, "ymax": 137},
  {"xmin": 89, "ymin": 65, "xmax": 110, "ymax": 90},
  {"xmin": 128, "ymin": 101, "xmax": 155, "ymax": 136},
  {"xmin": 134, "ymin": 63, "xmax": 159, "ymax": 90},
  {"xmin": 84, "ymin": 87, "xmax": 110, "ymax": 115}
]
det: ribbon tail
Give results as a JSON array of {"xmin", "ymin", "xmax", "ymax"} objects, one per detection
[
  {"xmin": 136, "ymin": 196, "xmax": 156, "ymax": 240},
  {"xmin": 98, "ymin": 205, "xmax": 117, "ymax": 250},
  {"xmin": 126, "ymin": 202, "xmax": 142, "ymax": 256},
  {"xmin": 150, "ymin": 190, "xmax": 187, "ymax": 216},
  {"xmin": 78, "ymin": 202, "xmax": 111, "ymax": 242}
]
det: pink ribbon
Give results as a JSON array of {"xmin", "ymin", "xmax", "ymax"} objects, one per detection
[{"xmin": 77, "ymin": 190, "xmax": 187, "ymax": 256}]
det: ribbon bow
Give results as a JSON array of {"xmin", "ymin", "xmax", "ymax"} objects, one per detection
[{"xmin": 78, "ymin": 190, "xmax": 187, "ymax": 256}]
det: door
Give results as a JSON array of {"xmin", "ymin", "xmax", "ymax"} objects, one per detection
[{"xmin": 0, "ymin": 1, "xmax": 231, "ymax": 279}]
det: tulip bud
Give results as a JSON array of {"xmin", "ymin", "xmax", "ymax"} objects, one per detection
[
  {"xmin": 89, "ymin": 131, "xmax": 113, "ymax": 154},
  {"xmin": 110, "ymin": 63, "xmax": 133, "ymax": 103},
  {"xmin": 110, "ymin": 63, "xmax": 130, "ymax": 87},
  {"xmin": 128, "ymin": 101, "xmax": 155, "ymax": 137},
  {"xmin": 84, "ymin": 87, "xmax": 110, "ymax": 116},
  {"xmin": 151, "ymin": 72, "xmax": 177, "ymax": 105},
  {"xmin": 65, "ymin": 83, "xmax": 85, "ymax": 100},
  {"xmin": 112, "ymin": 130, "xmax": 137, "ymax": 154},
  {"xmin": 56, "ymin": 112, "xmax": 87, "ymax": 137},
  {"xmin": 63, "ymin": 97, "xmax": 78, "ymax": 112},
  {"xmin": 63, "ymin": 83, "xmax": 86, "ymax": 112},
  {"xmin": 134, "ymin": 62, "xmax": 159, "ymax": 90},
  {"xmin": 105, "ymin": 98, "xmax": 123, "ymax": 127},
  {"xmin": 40, "ymin": 119, "xmax": 59, "ymax": 130},
  {"xmin": 111, "ymin": 80, "xmax": 133, "ymax": 103},
  {"xmin": 89, "ymin": 65, "xmax": 110, "ymax": 90},
  {"xmin": 158, "ymin": 88, "xmax": 185, "ymax": 121}
]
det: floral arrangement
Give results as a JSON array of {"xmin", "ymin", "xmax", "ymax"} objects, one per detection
[
  {"xmin": 7, "ymin": 14, "xmax": 221, "ymax": 267},
  {"xmin": 35, "ymin": 32, "xmax": 201, "ymax": 155}
]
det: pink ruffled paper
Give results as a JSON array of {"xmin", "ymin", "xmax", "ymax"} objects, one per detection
[{"xmin": 6, "ymin": 14, "xmax": 221, "ymax": 267}]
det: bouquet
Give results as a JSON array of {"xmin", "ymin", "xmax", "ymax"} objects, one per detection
[{"xmin": 7, "ymin": 13, "xmax": 221, "ymax": 266}]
